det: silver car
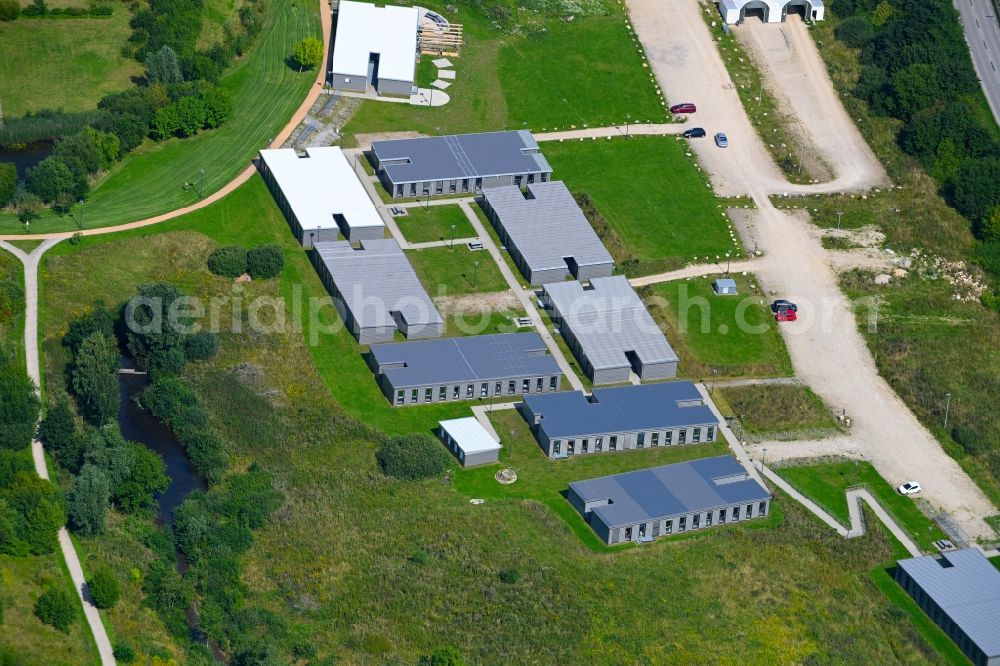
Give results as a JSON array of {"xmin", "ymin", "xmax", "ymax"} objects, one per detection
[{"xmin": 714, "ymin": 132, "xmax": 728, "ymax": 148}]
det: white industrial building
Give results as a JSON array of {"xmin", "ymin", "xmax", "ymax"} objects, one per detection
[
  {"xmin": 330, "ymin": 1, "xmax": 420, "ymax": 96},
  {"xmin": 258, "ymin": 147, "xmax": 385, "ymax": 247},
  {"xmin": 717, "ymin": 0, "xmax": 823, "ymax": 23},
  {"xmin": 438, "ymin": 417, "xmax": 503, "ymax": 467}
]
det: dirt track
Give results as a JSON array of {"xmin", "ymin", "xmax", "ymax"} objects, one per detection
[{"xmin": 625, "ymin": 0, "xmax": 996, "ymax": 538}]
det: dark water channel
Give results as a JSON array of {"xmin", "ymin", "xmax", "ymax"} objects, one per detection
[
  {"xmin": 0, "ymin": 142, "xmax": 52, "ymax": 178},
  {"xmin": 117, "ymin": 365, "xmax": 225, "ymax": 662}
]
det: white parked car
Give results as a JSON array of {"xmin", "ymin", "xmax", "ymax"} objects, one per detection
[{"xmin": 898, "ymin": 481, "xmax": 922, "ymax": 495}]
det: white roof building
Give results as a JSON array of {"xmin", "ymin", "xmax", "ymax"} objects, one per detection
[
  {"xmin": 258, "ymin": 147, "xmax": 384, "ymax": 246},
  {"xmin": 438, "ymin": 417, "xmax": 502, "ymax": 467},
  {"xmin": 717, "ymin": 0, "xmax": 823, "ymax": 24},
  {"xmin": 330, "ymin": 1, "xmax": 419, "ymax": 95}
]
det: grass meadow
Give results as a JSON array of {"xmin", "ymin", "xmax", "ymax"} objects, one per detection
[
  {"xmin": 543, "ymin": 136, "xmax": 739, "ymax": 275},
  {"xmin": 642, "ymin": 274, "xmax": 793, "ymax": 379},
  {"xmin": 32, "ymin": 176, "xmax": 967, "ymax": 662},
  {"xmin": 393, "ymin": 204, "xmax": 476, "ymax": 244},
  {"xmin": 340, "ymin": 0, "xmax": 667, "ymax": 144},
  {"xmin": 0, "ymin": 7, "xmax": 141, "ymax": 117},
  {"xmin": 0, "ymin": 0, "xmax": 320, "ymax": 234},
  {"xmin": 407, "ymin": 245, "xmax": 508, "ymax": 296},
  {"xmin": 716, "ymin": 384, "xmax": 841, "ymax": 441}
]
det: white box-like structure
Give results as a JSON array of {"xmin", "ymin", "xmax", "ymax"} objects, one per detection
[{"xmin": 330, "ymin": 1, "xmax": 419, "ymax": 96}]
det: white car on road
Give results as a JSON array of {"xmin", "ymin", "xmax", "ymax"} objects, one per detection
[{"xmin": 898, "ymin": 481, "xmax": 922, "ymax": 495}]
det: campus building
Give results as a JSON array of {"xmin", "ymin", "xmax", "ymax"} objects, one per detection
[
  {"xmin": 541, "ymin": 276, "xmax": 678, "ymax": 384},
  {"xmin": 330, "ymin": 1, "xmax": 420, "ymax": 96},
  {"xmin": 368, "ymin": 332, "xmax": 562, "ymax": 406},
  {"xmin": 311, "ymin": 238, "xmax": 444, "ymax": 344},
  {"xmin": 568, "ymin": 456, "xmax": 772, "ymax": 545},
  {"xmin": 258, "ymin": 147, "xmax": 385, "ymax": 246},
  {"xmin": 895, "ymin": 549, "xmax": 1000, "ymax": 666},
  {"xmin": 438, "ymin": 417, "xmax": 502, "ymax": 467},
  {"xmin": 519, "ymin": 381, "xmax": 719, "ymax": 459},
  {"xmin": 717, "ymin": 0, "xmax": 823, "ymax": 24},
  {"xmin": 479, "ymin": 181, "xmax": 614, "ymax": 285},
  {"xmin": 369, "ymin": 130, "xmax": 553, "ymax": 199}
]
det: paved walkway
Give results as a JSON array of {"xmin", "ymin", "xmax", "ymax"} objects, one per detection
[
  {"xmin": 337, "ymin": 86, "xmax": 450, "ymax": 107},
  {"xmin": 470, "ymin": 401, "xmax": 518, "ymax": 440},
  {"xmin": 534, "ymin": 123, "xmax": 684, "ymax": 141},
  {"xmin": 0, "ymin": 0, "xmax": 333, "ymax": 243},
  {"xmin": 629, "ymin": 258, "xmax": 763, "ymax": 287},
  {"xmin": 712, "ymin": 377, "xmax": 799, "ymax": 389},
  {"xmin": 0, "ymin": 239, "xmax": 117, "ymax": 665}
]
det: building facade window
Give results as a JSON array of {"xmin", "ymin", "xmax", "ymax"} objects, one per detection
[
  {"xmin": 758, "ymin": 501, "xmax": 766, "ymax": 516},
  {"xmin": 536, "ymin": 377, "xmax": 544, "ymax": 392},
  {"xmin": 706, "ymin": 512, "xmax": 713, "ymax": 526},
  {"xmin": 396, "ymin": 390, "xmax": 404, "ymax": 405},
  {"xmin": 495, "ymin": 381, "xmax": 502, "ymax": 394},
  {"xmin": 480, "ymin": 383, "xmax": 488, "ymax": 397},
  {"xmin": 424, "ymin": 388, "xmax": 432, "ymax": 402},
  {"xmin": 581, "ymin": 439, "xmax": 589, "ymax": 454},
  {"xmin": 664, "ymin": 520, "xmax": 673, "ymax": 534},
  {"xmin": 665, "ymin": 430, "xmax": 673, "ymax": 445},
  {"xmin": 549, "ymin": 376, "xmax": 557, "ymax": 390},
  {"xmin": 610, "ymin": 435, "xmax": 618, "ymax": 451},
  {"xmin": 439, "ymin": 386, "xmax": 447, "ymax": 400},
  {"xmin": 706, "ymin": 426, "xmax": 715, "ymax": 441},
  {"xmin": 595, "ymin": 437, "xmax": 603, "ymax": 452},
  {"xmin": 624, "ymin": 526, "xmax": 632, "ymax": 540},
  {"xmin": 746, "ymin": 504, "xmax": 753, "ymax": 518},
  {"xmin": 651, "ymin": 432, "xmax": 660, "ymax": 446},
  {"xmin": 637, "ymin": 433, "xmax": 645, "ymax": 449},
  {"xmin": 522, "ymin": 379, "xmax": 530, "ymax": 392},
  {"xmin": 678, "ymin": 429, "xmax": 687, "ymax": 444},
  {"xmin": 719, "ymin": 508, "xmax": 727, "ymax": 522},
  {"xmin": 693, "ymin": 428, "xmax": 701, "ymax": 443},
  {"xmin": 453, "ymin": 386, "xmax": 460, "ymax": 399},
  {"xmin": 567, "ymin": 440, "xmax": 576, "ymax": 455},
  {"xmin": 679, "ymin": 516, "xmax": 687, "ymax": 532},
  {"xmin": 411, "ymin": 389, "xmax": 418, "ymax": 403},
  {"xmin": 733, "ymin": 506, "xmax": 740, "ymax": 520},
  {"xmin": 693, "ymin": 514, "xmax": 700, "ymax": 529},
  {"xmin": 507, "ymin": 380, "xmax": 515, "ymax": 394},
  {"xmin": 553, "ymin": 440, "xmax": 561, "ymax": 455}
]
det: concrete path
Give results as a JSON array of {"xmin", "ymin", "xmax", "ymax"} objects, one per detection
[
  {"xmin": 711, "ymin": 376, "xmax": 799, "ymax": 389},
  {"xmin": 628, "ymin": 258, "xmax": 763, "ymax": 287},
  {"xmin": 0, "ymin": 0, "xmax": 333, "ymax": 243},
  {"xmin": 954, "ymin": 0, "xmax": 1000, "ymax": 125},
  {"xmin": 694, "ymin": 382, "xmax": 766, "ymax": 487},
  {"xmin": 470, "ymin": 401, "xmax": 517, "ymax": 440},
  {"xmin": 337, "ymin": 86, "xmax": 450, "ymax": 107},
  {"xmin": 407, "ymin": 238, "xmax": 479, "ymax": 250},
  {"xmin": 535, "ymin": 123, "xmax": 684, "ymax": 141},
  {"xmin": 458, "ymin": 201, "xmax": 585, "ymax": 392},
  {"xmin": 0, "ymin": 239, "xmax": 117, "ymax": 665}
]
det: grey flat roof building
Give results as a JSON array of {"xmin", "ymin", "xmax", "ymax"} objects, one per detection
[
  {"xmin": 542, "ymin": 276, "xmax": 678, "ymax": 384},
  {"xmin": 370, "ymin": 130, "xmax": 553, "ymax": 198},
  {"xmin": 520, "ymin": 381, "xmax": 719, "ymax": 459},
  {"xmin": 368, "ymin": 332, "xmax": 563, "ymax": 406},
  {"xmin": 568, "ymin": 456, "xmax": 772, "ymax": 544},
  {"xmin": 895, "ymin": 549, "xmax": 1000, "ymax": 666},
  {"xmin": 480, "ymin": 181, "xmax": 614, "ymax": 285},
  {"xmin": 311, "ymin": 238, "xmax": 444, "ymax": 344}
]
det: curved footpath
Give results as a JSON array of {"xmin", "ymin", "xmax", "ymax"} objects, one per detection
[{"xmin": 0, "ymin": 0, "xmax": 332, "ymax": 243}]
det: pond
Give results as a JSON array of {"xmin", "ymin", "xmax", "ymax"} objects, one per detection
[{"xmin": 0, "ymin": 142, "xmax": 52, "ymax": 178}]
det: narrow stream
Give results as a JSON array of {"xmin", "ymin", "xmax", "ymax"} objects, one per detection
[{"xmin": 118, "ymin": 365, "xmax": 225, "ymax": 662}]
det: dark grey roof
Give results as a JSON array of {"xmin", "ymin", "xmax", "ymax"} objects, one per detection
[
  {"xmin": 543, "ymin": 276, "xmax": 678, "ymax": 372},
  {"xmin": 897, "ymin": 549, "xmax": 1000, "ymax": 657},
  {"xmin": 371, "ymin": 130, "xmax": 552, "ymax": 184},
  {"xmin": 370, "ymin": 332, "xmax": 561, "ymax": 386},
  {"xmin": 313, "ymin": 238, "xmax": 443, "ymax": 330},
  {"xmin": 569, "ymin": 456, "xmax": 771, "ymax": 528},
  {"xmin": 482, "ymin": 181, "xmax": 613, "ymax": 277},
  {"xmin": 523, "ymin": 381, "xmax": 717, "ymax": 438}
]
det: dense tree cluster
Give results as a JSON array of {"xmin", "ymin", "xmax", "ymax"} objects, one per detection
[
  {"xmin": 207, "ymin": 243, "xmax": 284, "ymax": 279},
  {"xmin": 0, "ymin": 450, "xmax": 66, "ymax": 556},
  {"xmin": 375, "ymin": 434, "xmax": 453, "ymax": 480},
  {"xmin": 123, "ymin": 282, "xmax": 219, "ymax": 375},
  {"xmin": 0, "ymin": 355, "xmax": 40, "ymax": 452},
  {"xmin": 834, "ymin": 0, "xmax": 1000, "ymax": 278}
]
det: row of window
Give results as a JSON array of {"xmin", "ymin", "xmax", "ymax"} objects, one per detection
[
  {"xmin": 395, "ymin": 376, "xmax": 559, "ymax": 405},
  {"xmin": 393, "ymin": 172, "xmax": 547, "ymax": 197},
  {"xmin": 619, "ymin": 501, "xmax": 767, "ymax": 541},
  {"xmin": 551, "ymin": 426, "xmax": 715, "ymax": 456}
]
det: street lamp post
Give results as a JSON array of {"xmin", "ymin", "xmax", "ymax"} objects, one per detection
[
  {"xmin": 725, "ymin": 251, "xmax": 731, "ymax": 276},
  {"xmin": 625, "ymin": 113, "xmax": 632, "ymax": 139},
  {"xmin": 836, "ymin": 211, "xmax": 844, "ymax": 230},
  {"xmin": 449, "ymin": 224, "xmax": 456, "ymax": 250},
  {"xmin": 943, "ymin": 392, "xmax": 952, "ymax": 428},
  {"xmin": 472, "ymin": 260, "xmax": 479, "ymax": 288},
  {"xmin": 762, "ymin": 447, "xmax": 768, "ymax": 471},
  {"xmin": 199, "ymin": 168, "xmax": 205, "ymax": 198}
]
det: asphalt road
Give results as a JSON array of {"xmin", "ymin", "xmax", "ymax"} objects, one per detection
[{"xmin": 956, "ymin": 0, "xmax": 1000, "ymax": 126}]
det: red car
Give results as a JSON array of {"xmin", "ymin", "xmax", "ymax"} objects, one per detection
[
  {"xmin": 670, "ymin": 102, "xmax": 697, "ymax": 114},
  {"xmin": 775, "ymin": 308, "xmax": 797, "ymax": 322}
]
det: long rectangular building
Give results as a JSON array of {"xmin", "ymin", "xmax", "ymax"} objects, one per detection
[
  {"xmin": 895, "ymin": 549, "xmax": 1000, "ymax": 666},
  {"xmin": 479, "ymin": 181, "xmax": 614, "ymax": 285},
  {"xmin": 369, "ymin": 130, "xmax": 553, "ymax": 199},
  {"xmin": 330, "ymin": 1, "xmax": 419, "ymax": 96},
  {"xmin": 519, "ymin": 381, "xmax": 718, "ymax": 459},
  {"xmin": 258, "ymin": 147, "xmax": 385, "ymax": 247},
  {"xmin": 542, "ymin": 276, "xmax": 678, "ymax": 384},
  {"xmin": 568, "ymin": 456, "xmax": 771, "ymax": 545},
  {"xmin": 311, "ymin": 238, "xmax": 443, "ymax": 344},
  {"xmin": 368, "ymin": 332, "xmax": 562, "ymax": 406}
]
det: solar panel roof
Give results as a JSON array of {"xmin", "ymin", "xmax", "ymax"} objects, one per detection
[{"xmin": 569, "ymin": 456, "xmax": 771, "ymax": 528}]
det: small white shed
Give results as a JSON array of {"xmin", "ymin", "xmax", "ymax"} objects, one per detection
[{"xmin": 438, "ymin": 417, "xmax": 502, "ymax": 467}]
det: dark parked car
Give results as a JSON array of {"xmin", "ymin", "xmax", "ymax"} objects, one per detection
[
  {"xmin": 682, "ymin": 127, "xmax": 706, "ymax": 139},
  {"xmin": 770, "ymin": 299, "xmax": 798, "ymax": 313},
  {"xmin": 670, "ymin": 102, "xmax": 697, "ymax": 114}
]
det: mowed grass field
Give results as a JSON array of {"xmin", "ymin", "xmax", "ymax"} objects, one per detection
[
  {"xmin": 341, "ymin": 0, "xmax": 666, "ymax": 143},
  {"xmin": 544, "ymin": 136, "xmax": 738, "ymax": 274},
  {"xmin": 643, "ymin": 274, "xmax": 793, "ymax": 378},
  {"xmin": 38, "ymin": 180, "xmax": 959, "ymax": 663},
  {"xmin": 775, "ymin": 461, "xmax": 948, "ymax": 553},
  {"xmin": 0, "ymin": 7, "xmax": 141, "ymax": 117},
  {"xmin": 407, "ymin": 245, "xmax": 508, "ymax": 296},
  {"xmin": 393, "ymin": 204, "xmax": 475, "ymax": 244},
  {"xmin": 0, "ymin": 0, "xmax": 320, "ymax": 234}
]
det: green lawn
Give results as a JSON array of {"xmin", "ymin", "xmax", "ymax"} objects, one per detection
[
  {"xmin": 0, "ymin": 0, "xmax": 320, "ymax": 234},
  {"xmin": 453, "ymin": 410, "xmax": 732, "ymax": 551},
  {"xmin": 340, "ymin": 1, "xmax": 666, "ymax": 143},
  {"xmin": 0, "ymin": 554, "xmax": 98, "ymax": 665},
  {"xmin": 36, "ymin": 176, "xmax": 962, "ymax": 664},
  {"xmin": 393, "ymin": 204, "xmax": 476, "ymax": 244},
  {"xmin": 406, "ymin": 245, "xmax": 508, "ymax": 296},
  {"xmin": 716, "ymin": 384, "xmax": 841, "ymax": 441},
  {"xmin": 0, "ymin": 7, "xmax": 141, "ymax": 117},
  {"xmin": 440, "ymin": 308, "xmax": 527, "ymax": 338},
  {"xmin": 775, "ymin": 461, "xmax": 947, "ymax": 552},
  {"xmin": 643, "ymin": 275, "xmax": 793, "ymax": 378},
  {"xmin": 544, "ymin": 136, "xmax": 738, "ymax": 275}
]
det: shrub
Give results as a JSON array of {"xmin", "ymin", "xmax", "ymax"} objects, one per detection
[
  {"xmin": 87, "ymin": 566, "xmax": 121, "ymax": 609},
  {"xmin": 34, "ymin": 587, "xmax": 75, "ymax": 633},
  {"xmin": 375, "ymin": 434, "xmax": 452, "ymax": 480},
  {"xmin": 184, "ymin": 331, "xmax": 219, "ymax": 361},
  {"xmin": 951, "ymin": 425, "xmax": 985, "ymax": 456},
  {"xmin": 112, "ymin": 642, "xmax": 136, "ymax": 663},
  {"xmin": 835, "ymin": 15, "xmax": 875, "ymax": 48},
  {"xmin": 207, "ymin": 245, "xmax": 248, "ymax": 278},
  {"xmin": 419, "ymin": 646, "xmax": 466, "ymax": 666},
  {"xmin": 0, "ymin": 280, "xmax": 25, "ymax": 325},
  {"xmin": 0, "ymin": 361, "xmax": 40, "ymax": 451},
  {"xmin": 0, "ymin": 471, "xmax": 66, "ymax": 554},
  {"xmin": 0, "ymin": 0, "xmax": 19, "ymax": 21},
  {"xmin": 498, "ymin": 567, "xmax": 520, "ymax": 584},
  {"xmin": 246, "ymin": 244, "xmax": 284, "ymax": 279}
]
